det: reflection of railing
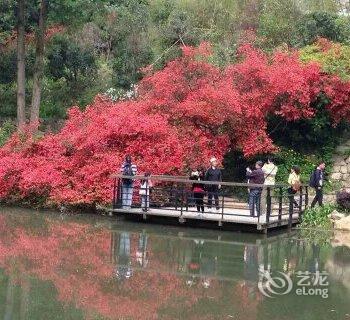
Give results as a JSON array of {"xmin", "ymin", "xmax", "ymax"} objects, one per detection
[{"xmin": 112, "ymin": 175, "xmax": 309, "ymax": 231}]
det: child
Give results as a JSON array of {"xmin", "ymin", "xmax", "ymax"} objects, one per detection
[
  {"xmin": 139, "ymin": 172, "xmax": 152, "ymax": 212},
  {"xmin": 190, "ymin": 168, "xmax": 205, "ymax": 215}
]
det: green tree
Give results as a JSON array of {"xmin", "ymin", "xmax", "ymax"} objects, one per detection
[
  {"xmin": 0, "ymin": 0, "xmax": 16, "ymax": 45},
  {"xmin": 257, "ymin": 0, "xmax": 302, "ymax": 49},
  {"xmin": 44, "ymin": 33, "xmax": 97, "ymax": 115},
  {"xmin": 94, "ymin": 0, "xmax": 154, "ymax": 88},
  {"xmin": 30, "ymin": 0, "xmax": 48, "ymax": 125},
  {"xmin": 298, "ymin": 11, "xmax": 350, "ymax": 46},
  {"xmin": 0, "ymin": 0, "xmax": 111, "ymax": 126}
]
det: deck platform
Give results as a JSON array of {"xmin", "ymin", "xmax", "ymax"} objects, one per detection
[
  {"xmin": 108, "ymin": 206, "xmax": 300, "ymax": 232},
  {"xmin": 109, "ymin": 174, "xmax": 308, "ymax": 233}
]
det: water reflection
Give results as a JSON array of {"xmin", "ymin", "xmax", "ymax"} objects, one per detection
[{"xmin": 0, "ymin": 207, "xmax": 349, "ymax": 320}]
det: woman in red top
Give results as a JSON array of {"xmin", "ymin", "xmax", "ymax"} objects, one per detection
[{"xmin": 190, "ymin": 168, "xmax": 205, "ymax": 214}]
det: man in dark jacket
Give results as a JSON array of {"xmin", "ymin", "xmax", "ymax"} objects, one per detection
[
  {"xmin": 310, "ymin": 161, "xmax": 326, "ymax": 208},
  {"xmin": 205, "ymin": 157, "xmax": 222, "ymax": 212},
  {"xmin": 246, "ymin": 161, "xmax": 265, "ymax": 217}
]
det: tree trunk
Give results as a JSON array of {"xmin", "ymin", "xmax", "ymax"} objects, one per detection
[
  {"xmin": 16, "ymin": 0, "xmax": 26, "ymax": 127},
  {"xmin": 30, "ymin": 0, "xmax": 47, "ymax": 126}
]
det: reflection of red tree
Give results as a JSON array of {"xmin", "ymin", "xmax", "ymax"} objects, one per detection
[
  {"xmin": 0, "ymin": 215, "xmax": 206, "ymax": 319},
  {"xmin": 0, "ymin": 214, "xmax": 267, "ymax": 319},
  {"xmin": 232, "ymin": 281, "xmax": 263, "ymax": 320}
]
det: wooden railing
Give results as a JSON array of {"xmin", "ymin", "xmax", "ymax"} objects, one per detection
[{"xmin": 111, "ymin": 174, "xmax": 309, "ymax": 228}]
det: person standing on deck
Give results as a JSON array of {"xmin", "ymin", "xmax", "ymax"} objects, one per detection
[
  {"xmin": 309, "ymin": 161, "xmax": 326, "ymax": 208},
  {"xmin": 261, "ymin": 157, "xmax": 278, "ymax": 215},
  {"xmin": 246, "ymin": 161, "xmax": 265, "ymax": 217},
  {"xmin": 288, "ymin": 165, "xmax": 301, "ymax": 208},
  {"xmin": 139, "ymin": 172, "xmax": 152, "ymax": 212},
  {"xmin": 262, "ymin": 157, "xmax": 278, "ymax": 186},
  {"xmin": 120, "ymin": 155, "xmax": 137, "ymax": 209},
  {"xmin": 205, "ymin": 158, "xmax": 222, "ymax": 212},
  {"xmin": 190, "ymin": 168, "xmax": 205, "ymax": 215}
]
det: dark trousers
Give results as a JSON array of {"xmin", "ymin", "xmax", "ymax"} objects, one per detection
[
  {"xmin": 287, "ymin": 187, "xmax": 299, "ymax": 207},
  {"xmin": 207, "ymin": 187, "xmax": 219, "ymax": 210},
  {"xmin": 249, "ymin": 189, "xmax": 262, "ymax": 217},
  {"xmin": 193, "ymin": 192, "xmax": 204, "ymax": 212},
  {"xmin": 311, "ymin": 188, "xmax": 323, "ymax": 208}
]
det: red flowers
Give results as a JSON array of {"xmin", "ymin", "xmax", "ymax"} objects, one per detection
[{"xmin": 0, "ymin": 42, "xmax": 349, "ymax": 206}]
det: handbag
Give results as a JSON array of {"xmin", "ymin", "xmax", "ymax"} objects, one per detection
[{"xmin": 292, "ymin": 181, "xmax": 301, "ymax": 192}]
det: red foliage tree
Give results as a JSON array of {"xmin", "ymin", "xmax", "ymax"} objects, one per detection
[{"xmin": 0, "ymin": 42, "xmax": 350, "ymax": 206}]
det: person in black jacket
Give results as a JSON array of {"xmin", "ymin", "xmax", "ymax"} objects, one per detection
[
  {"xmin": 205, "ymin": 157, "xmax": 222, "ymax": 212},
  {"xmin": 246, "ymin": 161, "xmax": 265, "ymax": 217},
  {"xmin": 309, "ymin": 161, "xmax": 326, "ymax": 208}
]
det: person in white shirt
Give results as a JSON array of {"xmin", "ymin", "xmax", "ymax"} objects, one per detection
[
  {"xmin": 261, "ymin": 157, "xmax": 278, "ymax": 215},
  {"xmin": 139, "ymin": 172, "xmax": 152, "ymax": 212},
  {"xmin": 288, "ymin": 165, "xmax": 301, "ymax": 208},
  {"xmin": 262, "ymin": 157, "xmax": 278, "ymax": 186}
]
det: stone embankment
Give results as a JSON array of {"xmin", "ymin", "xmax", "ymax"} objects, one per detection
[
  {"xmin": 329, "ymin": 211, "xmax": 350, "ymax": 231},
  {"xmin": 330, "ymin": 140, "xmax": 350, "ymax": 190},
  {"xmin": 326, "ymin": 139, "xmax": 350, "ymax": 204}
]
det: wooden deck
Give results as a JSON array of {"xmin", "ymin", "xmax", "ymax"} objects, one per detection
[
  {"xmin": 108, "ymin": 205, "xmax": 301, "ymax": 232},
  {"xmin": 109, "ymin": 174, "xmax": 307, "ymax": 233}
]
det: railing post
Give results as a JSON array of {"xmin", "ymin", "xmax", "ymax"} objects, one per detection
[
  {"xmin": 145, "ymin": 180, "xmax": 149, "ymax": 213},
  {"xmin": 112, "ymin": 177, "xmax": 117, "ymax": 209},
  {"xmin": 305, "ymin": 186, "xmax": 309, "ymax": 208},
  {"xmin": 186, "ymin": 189, "xmax": 189, "ymax": 212},
  {"xmin": 288, "ymin": 193, "xmax": 293, "ymax": 229},
  {"xmin": 116, "ymin": 178, "xmax": 121, "ymax": 209},
  {"xmin": 278, "ymin": 187, "xmax": 282, "ymax": 221},
  {"xmin": 221, "ymin": 192, "xmax": 225, "ymax": 224},
  {"xmin": 174, "ymin": 186, "xmax": 178, "ymax": 211},
  {"xmin": 299, "ymin": 186, "xmax": 303, "ymax": 214},
  {"xmin": 266, "ymin": 187, "xmax": 271, "ymax": 225},
  {"xmin": 141, "ymin": 180, "xmax": 148, "ymax": 220},
  {"xmin": 257, "ymin": 186, "xmax": 264, "ymax": 223},
  {"xmin": 181, "ymin": 188, "xmax": 184, "ymax": 216},
  {"xmin": 179, "ymin": 187, "xmax": 184, "ymax": 223}
]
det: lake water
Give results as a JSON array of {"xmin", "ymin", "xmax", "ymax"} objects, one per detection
[{"xmin": 0, "ymin": 207, "xmax": 349, "ymax": 320}]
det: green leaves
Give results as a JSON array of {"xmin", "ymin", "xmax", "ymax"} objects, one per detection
[
  {"xmin": 301, "ymin": 203, "xmax": 335, "ymax": 228},
  {"xmin": 298, "ymin": 12, "xmax": 350, "ymax": 46},
  {"xmin": 300, "ymin": 40, "xmax": 350, "ymax": 81},
  {"xmin": 0, "ymin": 0, "xmax": 16, "ymax": 45},
  {"xmin": 0, "ymin": 120, "xmax": 15, "ymax": 146},
  {"xmin": 46, "ymin": 34, "xmax": 96, "ymax": 81}
]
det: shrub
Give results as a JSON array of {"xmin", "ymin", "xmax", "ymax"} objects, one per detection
[
  {"xmin": 1, "ymin": 43, "xmax": 350, "ymax": 207},
  {"xmin": 300, "ymin": 204, "xmax": 335, "ymax": 228},
  {"xmin": 300, "ymin": 39, "xmax": 350, "ymax": 81},
  {"xmin": 298, "ymin": 12, "xmax": 350, "ymax": 46},
  {"xmin": 336, "ymin": 190, "xmax": 350, "ymax": 211},
  {"xmin": 274, "ymin": 148, "xmax": 316, "ymax": 184},
  {"xmin": 0, "ymin": 83, "xmax": 16, "ymax": 118}
]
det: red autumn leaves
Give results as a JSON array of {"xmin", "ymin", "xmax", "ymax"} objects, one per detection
[{"xmin": 0, "ymin": 42, "xmax": 349, "ymax": 206}]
